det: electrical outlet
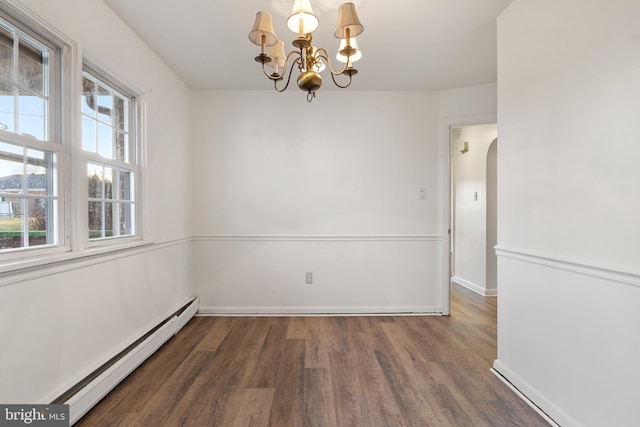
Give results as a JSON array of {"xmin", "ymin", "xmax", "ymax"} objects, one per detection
[
  {"xmin": 419, "ymin": 188, "xmax": 427, "ymax": 200},
  {"xmin": 305, "ymin": 272, "xmax": 313, "ymax": 284}
]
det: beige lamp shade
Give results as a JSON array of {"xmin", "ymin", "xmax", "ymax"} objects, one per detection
[
  {"xmin": 287, "ymin": 0, "xmax": 319, "ymax": 35},
  {"xmin": 336, "ymin": 37, "xmax": 361, "ymax": 63},
  {"xmin": 266, "ymin": 40, "xmax": 287, "ymax": 71},
  {"xmin": 334, "ymin": 2, "xmax": 364, "ymax": 39},
  {"xmin": 248, "ymin": 11, "xmax": 278, "ymax": 47}
]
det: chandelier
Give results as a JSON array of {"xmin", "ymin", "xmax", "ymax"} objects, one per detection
[{"xmin": 248, "ymin": 0, "xmax": 364, "ymax": 102}]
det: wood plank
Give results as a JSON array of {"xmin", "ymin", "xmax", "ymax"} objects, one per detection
[
  {"xmin": 75, "ymin": 285, "xmax": 550, "ymax": 427},
  {"xmin": 232, "ymin": 388, "xmax": 275, "ymax": 427},
  {"xmin": 193, "ymin": 316, "xmax": 234, "ymax": 352},
  {"xmin": 303, "ymin": 368, "xmax": 337, "ymax": 427}
]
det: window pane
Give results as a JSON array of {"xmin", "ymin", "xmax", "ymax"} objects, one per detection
[
  {"xmin": 104, "ymin": 166, "xmax": 113, "ymax": 200},
  {"xmin": 114, "ymin": 95, "xmax": 127, "ymax": 131},
  {"xmin": 0, "ymin": 142, "xmax": 56, "ymax": 249},
  {"xmin": 0, "ymin": 140, "xmax": 22, "ymax": 155},
  {"xmin": 97, "ymin": 85, "xmax": 111, "ymax": 124},
  {"xmin": 0, "ymin": 202, "xmax": 23, "ymax": 249},
  {"xmin": 115, "ymin": 131, "xmax": 127, "ymax": 162},
  {"xmin": 88, "ymin": 200, "xmax": 102, "ymax": 238},
  {"xmin": 104, "ymin": 201, "xmax": 113, "ymax": 237},
  {"xmin": 119, "ymin": 169, "xmax": 133, "ymax": 200},
  {"xmin": 0, "ymin": 143, "xmax": 24, "ymax": 192},
  {"xmin": 97, "ymin": 122, "xmax": 112, "ymax": 158},
  {"xmin": 119, "ymin": 202, "xmax": 133, "ymax": 235},
  {"xmin": 18, "ymin": 39, "xmax": 44, "ymax": 94},
  {"xmin": 0, "ymin": 198, "xmax": 14, "ymax": 217},
  {"xmin": 82, "ymin": 76, "xmax": 96, "ymax": 118},
  {"xmin": 88, "ymin": 163, "xmax": 102, "ymax": 198},
  {"xmin": 28, "ymin": 198, "xmax": 48, "ymax": 247},
  {"xmin": 82, "ymin": 117, "xmax": 96, "ymax": 152},
  {"xmin": 0, "ymin": 26, "xmax": 13, "ymax": 82},
  {"xmin": 26, "ymin": 148, "xmax": 48, "ymax": 194},
  {"xmin": 18, "ymin": 89, "xmax": 45, "ymax": 140},
  {"xmin": 0, "ymin": 82, "xmax": 15, "ymax": 132}
]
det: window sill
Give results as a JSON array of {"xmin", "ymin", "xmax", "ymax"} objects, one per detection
[{"xmin": 0, "ymin": 239, "xmax": 154, "ymax": 277}]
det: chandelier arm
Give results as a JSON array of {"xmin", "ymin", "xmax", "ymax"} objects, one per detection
[
  {"xmin": 314, "ymin": 48, "xmax": 350, "ymax": 76},
  {"xmin": 274, "ymin": 57, "xmax": 301, "ymax": 93},
  {"xmin": 330, "ymin": 71, "xmax": 353, "ymax": 89},
  {"xmin": 261, "ymin": 50, "xmax": 302, "ymax": 81}
]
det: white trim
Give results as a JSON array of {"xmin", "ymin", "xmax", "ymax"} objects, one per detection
[
  {"xmin": 66, "ymin": 297, "xmax": 198, "ymax": 426},
  {"xmin": 67, "ymin": 319, "xmax": 179, "ymax": 424},
  {"xmin": 135, "ymin": 93, "xmax": 148, "ymax": 240},
  {"xmin": 62, "ymin": 38, "xmax": 79, "ymax": 252},
  {"xmin": 439, "ymin": 112, "xmax": 498, "ymax": 316},
  {"xmin": 193, "ymin": 235, "xmax": 441, "ymax": 242},
  {"xmin": 80, "ymin": 62, "xmax": 143, "ymax": 249},
  {"xmin": 0, "ymin": 237, "xmax": 190, "ymax": 288},
  {"xmin": 490, "ymin": 368, "xmax": 558, "ymax": 427},
  {"xmin": 0, "ymin": 0, "xmax": 71, "ymax": 46},
  {"xmin": 44, "ymin": 295, "xmax": 196, "ymax": 403},
  {"xmin": 80, "ymin": 54, "xmax": 145, "ymax": 102},
  {"xmin": 0, "ymin": 3, "xmax": 77, "ymax": 259},
  {"xmin": 492, "ymin": 360, "xmax": 574, "ymax": 427},
  {"xmin": 495, "ymin": 246, "xmax": 640, "ymax": 288},
  {"xmin": 451, "ymin": 276, "xmax": 497, "ymax": 296},
  {"xmin": 198, "ymin": 306, "xmax": 441, "ymax": 316}
]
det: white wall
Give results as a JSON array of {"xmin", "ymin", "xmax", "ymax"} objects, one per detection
[
  {"xmin": 0, "ymin": 0, "xmax": 193, "ymax": 403},
  {"xmin": 486, "ymin": 140, "xmax": 497, "ymax": 293},
  {"xmin": 191, "ymin": 84, "xmax": 499, "ymax": 314},
  {"xmin": 451, "ymin": 124, "xmax": 497, "ymax": 295},
  {"xmin": 192, "ymin": 90, "xmax": 442, "ymax": 313},
  {"xmin": 495, "ymin": 1, "xmax": 640, "ymax": 426}
]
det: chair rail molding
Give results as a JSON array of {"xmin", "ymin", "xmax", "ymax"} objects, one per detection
[{"xmin": 495, "ymin": 246, "xmax": 640, "ymax": 289}]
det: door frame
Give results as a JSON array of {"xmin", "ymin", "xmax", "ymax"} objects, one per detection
[{"xmin": 438, "ymin": 113, "xmax": 496, "ymax": 315}]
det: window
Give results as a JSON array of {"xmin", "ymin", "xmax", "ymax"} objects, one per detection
[
  {"xmin": 82, "ymin": 68, "xmax": 138, "ymax": 242},
  {"xmin": 0, "ymin": 7, "xmax": 143, "ymax": 261},
  {"xmin": 0, "ymin": 17, "xmax": 61, "ymax": 252}
]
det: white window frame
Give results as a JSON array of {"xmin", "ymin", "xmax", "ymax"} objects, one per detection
[
  {"xmin": 0, "ymin": 5, "xmax": 72, "ymax": 262},
  {"xmin": 79, "ymin": 59, "xmax": 143, "ymax": 250},
  {"xmin": 0, "ymin": 2, "xmax": 149, "ymax": 272},
  {"xmin": 0, "ymin": 0, "xmax": 152, "ymax": 273}
]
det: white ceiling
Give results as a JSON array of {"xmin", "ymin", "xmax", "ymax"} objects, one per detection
[{"xmin": 102, "ymin": 0, "xmax": 513, "ymax": 91}]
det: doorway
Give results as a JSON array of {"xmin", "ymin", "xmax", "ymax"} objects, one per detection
[{"xmin": 450, "ymin": 124, "xmax": 497, "ymax": 297}]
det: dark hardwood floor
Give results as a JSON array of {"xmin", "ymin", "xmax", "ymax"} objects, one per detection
[{"xmin": 76, "ymin": 285, "xmax": 548, "ymax": 426}]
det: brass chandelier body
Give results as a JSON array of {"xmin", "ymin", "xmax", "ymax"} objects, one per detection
[{"xmin": 249, "ymin": 1, "xmax": 364, "ymax": 102}]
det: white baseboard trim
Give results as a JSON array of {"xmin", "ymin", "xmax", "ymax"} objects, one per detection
[
  {"xmin": 492, "ymin": 359, "xmax": 577, "ymax": 427},
  {"xmin": 198, "ymin": 305, "xmax": 441, "ymax": 316},
  {"xmin": 451, "ymin": 276, "xmax": 496, "ymax": 296},
  {"xmin": 66, "ymin": 297, "xmax": 199, "ymax": 425}
]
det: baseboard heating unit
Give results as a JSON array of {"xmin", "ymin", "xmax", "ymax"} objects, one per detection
[{"xmin": 52, "ymin": 297, "xmax": 199, "ymax": 426}]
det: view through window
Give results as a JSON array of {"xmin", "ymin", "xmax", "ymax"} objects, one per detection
[
  {"xmin": 0, "ymin": 19, "xmax": 58, "ymax": 251},
  {"xmin": 82, "ymin": 70, "xmax": 136, "ymax": 241}
]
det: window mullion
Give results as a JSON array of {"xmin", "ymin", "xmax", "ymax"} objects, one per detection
[
  {"xmin": 21, "ymin": 148, "xmax": 27, "ymax": 247},
  {"xmin": 101, "ymin": 164, "xmax": 106, "ymax": 239},
  {"xmin": 12, "ymin": 32, "xmax": 18, "ymax": 133},
  {"xmin": 113, "ymin": 167, "xmax": 118, "ymax": 238}
]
